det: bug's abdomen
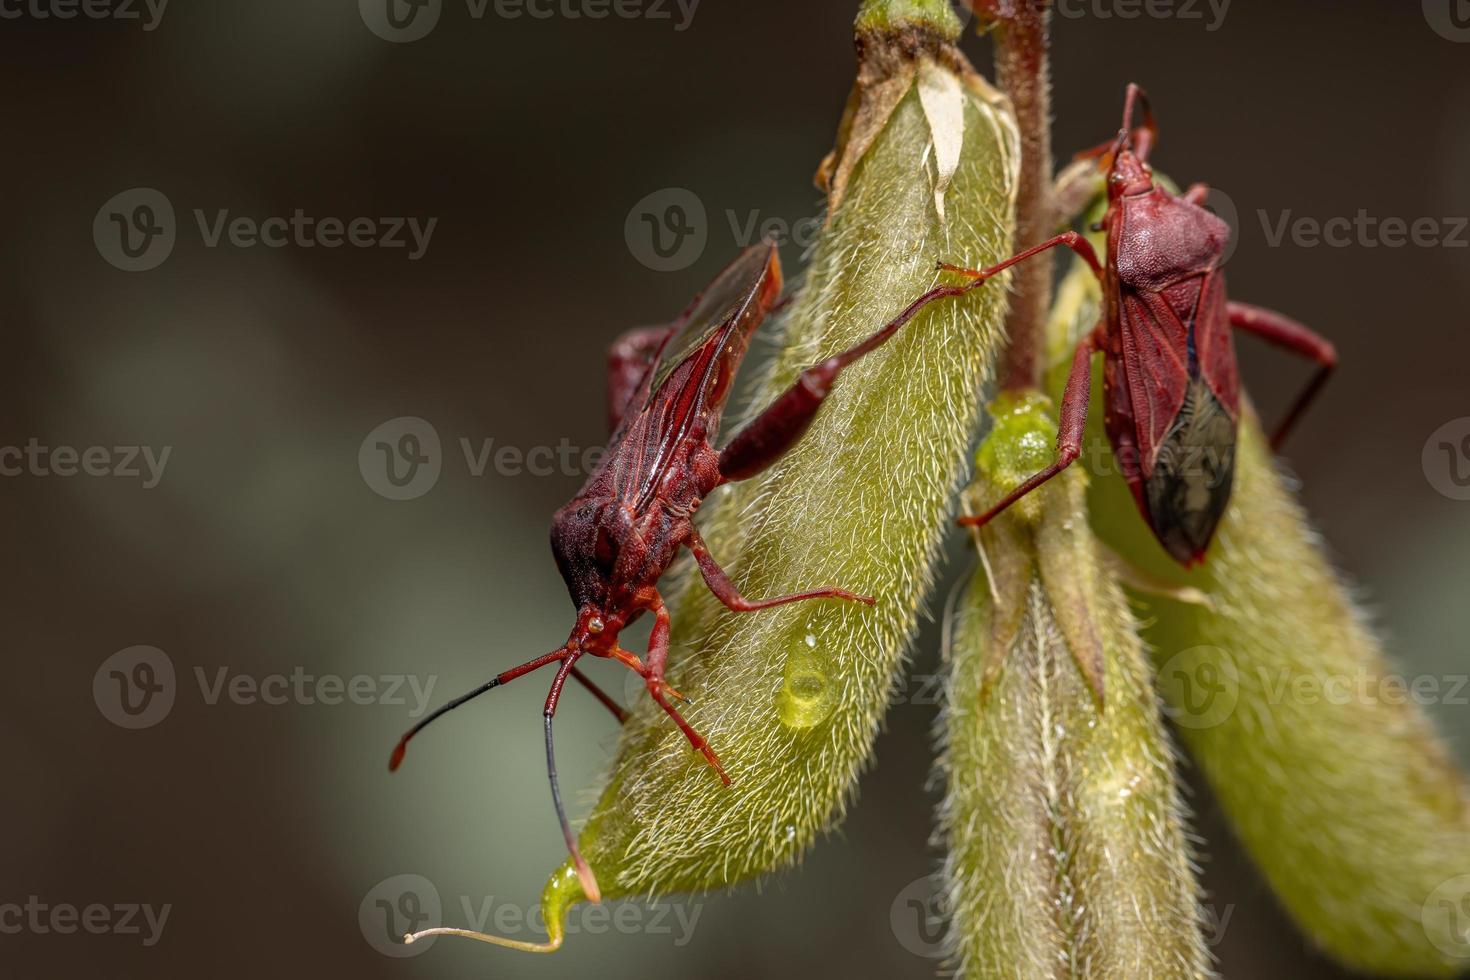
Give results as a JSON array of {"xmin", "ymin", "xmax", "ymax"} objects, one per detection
[{"xmin": 1143, "ymin": 376, "xmax": 1237, "ymax": 566}]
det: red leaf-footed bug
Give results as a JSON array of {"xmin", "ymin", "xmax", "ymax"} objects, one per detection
[
  {"xmin": 945, "ymin": 83, "xmax": 1337, "ymax": 566},
  {"xmin": 388, "ymin": 243, "xmax": 981, "ymax": 916}
]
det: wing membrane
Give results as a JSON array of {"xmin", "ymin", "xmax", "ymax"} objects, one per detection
[
  {"xmin": 616, "ymin": 244, "xmax": 778, "ymax": 512},
  {"xmin": 649, "ymin": 244, "xmax": 776, "ymax": 394}
]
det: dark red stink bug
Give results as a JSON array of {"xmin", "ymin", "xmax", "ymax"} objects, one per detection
[
  {"xmin": 946, "ymin": 84, "xmax": 1337, "ymax": 565},
  {"xmin": 388, "ymin": 243, "xmax": 977, "ymax": 903}
]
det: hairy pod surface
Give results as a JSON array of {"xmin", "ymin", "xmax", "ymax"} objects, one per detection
[
  {"xmin": 939, "ymin": 394, "xmax": 1212, "ymax": 979},
  {"xmin": 537, "ymin": 16, "xmax": 1020, "ymax": 928},
  {"xmin": 1048, "ymin": 251, "xmax": 1470, "ymax": 976}
]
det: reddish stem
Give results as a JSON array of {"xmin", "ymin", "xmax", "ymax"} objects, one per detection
[{"xmin": 975, "ymin": 0, "xmax": 1055, "ymax": 391}]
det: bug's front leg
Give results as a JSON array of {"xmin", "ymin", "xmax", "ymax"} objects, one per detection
[
  {"xmin": 1227, "ymin": 302, "xmax": 1337, "ymax": 450},
  {"xmin": 640, "ymin": 591, "xmax": 730, "ymax": 785},
  {"xmin": 938, "ymin": 229, "xmax": 1105, "ymax": 283},
  {"xmin": 958, "ymin": 327, "xmax": 1101, "ymax": 530},
  {"xmin": 686, "ymin": 528, "xmax": 875, "ymax": 611},
  {"xmin": 606, "ymin": 325, "xmax": 675, "ymax": 433}
]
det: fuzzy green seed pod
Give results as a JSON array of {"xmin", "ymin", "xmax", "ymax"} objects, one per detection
[
  {"xmin": 530, "ymin": 6, "xmax": 1020, "ymax": 938},
  {"xmin": 1046, "ymin": 248, "xmax": 1470, "ymax": 977},
  {"xmin": 939, "ymin": 392, "xmax": 1213, "ymax": 979},
  {"xmin": 1123, "ymin": 423, "xmax": 1470, "ymax": 977}
]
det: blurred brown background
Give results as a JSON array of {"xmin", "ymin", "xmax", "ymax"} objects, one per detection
[{"xmin": 2, "ymin": 1, "xmax": 1468, "ymax": 977}]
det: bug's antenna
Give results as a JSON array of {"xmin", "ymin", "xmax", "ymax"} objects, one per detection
[
  {"xmin": 544, "ymin": 657, "xmax": 603, "ymax": 904},
  {"xmin": 1119, "ymin": 83, "xmax": 1158, "ymax": 163},
  {"xmin": 389, "ymin": 645, "xmax": 570, "ymax": 772}
]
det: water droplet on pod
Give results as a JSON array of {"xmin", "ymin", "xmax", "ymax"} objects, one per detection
[{"xmin": 776, "ymin": 637, "xmax": 838, "ymax": 728}]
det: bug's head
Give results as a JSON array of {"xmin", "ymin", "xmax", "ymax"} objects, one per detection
[
  {"xmin": 1103, "ymin": 83, "xmax": 1158, "ymax": 202},
  {"xmin": 550, "ymin": 498, "xmax": 621, "ymax": 615}
]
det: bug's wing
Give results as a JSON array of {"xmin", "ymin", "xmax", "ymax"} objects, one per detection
[
  {"xmin": 1189, "ymin": 271, "xmax": 1242, "ymax": 418},
  {"xmin": 1121, "ymin": 273, "xmax": 1240, "ymax": 565},
  {"xmin": 649, "ymin": 243, "xmax": 779, "ymax": 394},
  {"xmin": 612, "ymin": 244, "xmax": 781, "ymax": 512},
  {"xmin": 1117, "ymin": 287, "xmax": 1192, "ymax": 475}
]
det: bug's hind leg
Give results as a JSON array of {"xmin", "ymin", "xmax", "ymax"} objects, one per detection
[
  {"xmin": 716, "ymin": 277, "xmax": 997, "ymax": 482},
  {"xmin": 570, "ymin": 666, "xmax": 628, "ymax": 724},
  {"xmin": 606, "ymin": 325, "xmax": 676, "ymax": 433},
  {"xmin": 1182, "ymin": 182, "xmax": 1210, "ymax": 206},
  {"xmin": 687, "ymin": 529, "xmax": 874, "ymax": 611},
  {"xmin": 1227, "ymin": 301, "xmax": 1337, "ymax": 450}
]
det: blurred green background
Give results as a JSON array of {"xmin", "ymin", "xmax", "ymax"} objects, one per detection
[{"xmin": 2, "ymin": 1, "xmax": 1468, "ymax": 977}]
